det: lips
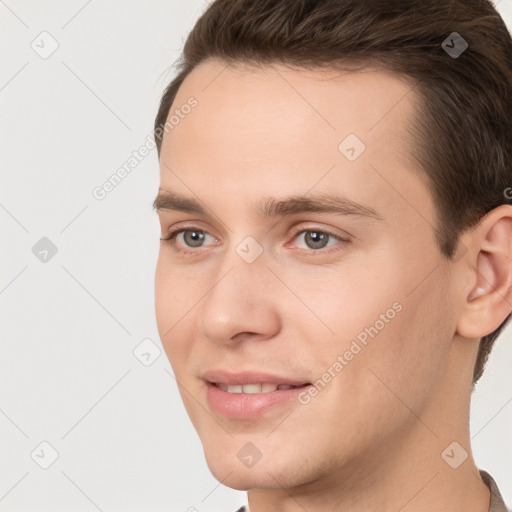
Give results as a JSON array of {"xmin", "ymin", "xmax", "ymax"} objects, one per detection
[{"xmin": 203, "ymin": 369, "xmax": 312, "ymax": 419}]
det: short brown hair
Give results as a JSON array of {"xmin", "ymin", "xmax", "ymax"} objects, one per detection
[{"xmin": 154, "ymin": 0, "xmax": 512, "ymax": 383}]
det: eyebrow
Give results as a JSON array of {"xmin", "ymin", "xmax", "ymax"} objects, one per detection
[{"xmin": 153, "ymin": 190, "xmax": 382, "ymax": 220}]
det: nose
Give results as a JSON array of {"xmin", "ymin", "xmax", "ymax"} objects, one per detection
[{"xmin": 197, "ymin": 251, "xmax": 281, "ymax": 347}]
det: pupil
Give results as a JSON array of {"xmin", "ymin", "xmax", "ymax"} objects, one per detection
[
  {"xmin": 306, "ymin": 231, "xmax": 328, "ymax": 249},
  {"xmin": 185, "ymin": 230, "xmax": 205, "ymax": 247}
]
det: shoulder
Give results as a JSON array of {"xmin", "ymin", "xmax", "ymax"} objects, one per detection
[{"xmin": 480, "ymin": 470, "xmax": 510, "ymax": 512}]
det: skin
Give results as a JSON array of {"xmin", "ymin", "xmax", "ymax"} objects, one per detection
[{"xmin": 154, "ymin": 58, "xmax": 512, "ymax": 512}]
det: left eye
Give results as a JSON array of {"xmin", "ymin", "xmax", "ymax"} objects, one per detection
[{"xmin": 293, "ymin": 229, "xmax": 342, "ymax": 250}]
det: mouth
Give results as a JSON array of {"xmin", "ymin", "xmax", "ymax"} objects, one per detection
[
  {"xmin": 202, "ymin": 369, "xmax": 313, "ymax": 419},
  {"xmin": 204, "ymin": 375, "xmax": 313, "ymax": 419},
  {"xmin": 211, "ymin": 382, "xmax": 311, "ymax": 393}
]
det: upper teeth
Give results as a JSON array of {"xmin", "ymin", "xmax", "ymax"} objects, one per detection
[{"xmin": 217, "ymin": 383, "xmax": 296, "ymax": 393}]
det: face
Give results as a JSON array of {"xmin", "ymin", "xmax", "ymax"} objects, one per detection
[{"xmin": 154, "ymin": 59, "xmax": 458, "ymax": 490}]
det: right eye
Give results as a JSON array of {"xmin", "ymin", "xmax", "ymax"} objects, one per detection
[{"xmin": 161, "ymin": 226, "xmax": 218, "ymax": 253}]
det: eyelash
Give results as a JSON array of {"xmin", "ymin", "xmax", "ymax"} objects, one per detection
[{"xmin": 160, "ymin": 224, "xmax": 351, "ymax": 255}]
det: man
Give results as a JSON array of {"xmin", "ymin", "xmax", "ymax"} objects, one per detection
[{"xmin": 152, "ymin": 0, "xmax": 512, "ymax": 510}]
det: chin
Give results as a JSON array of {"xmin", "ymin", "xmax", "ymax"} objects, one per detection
[
  {"xmin": 203, "ymin": 446, "xmax": 313, "ymax": 491},
  {"xmin": 204, "ymin": 457, "xmax": 262, "ymax": 490}
]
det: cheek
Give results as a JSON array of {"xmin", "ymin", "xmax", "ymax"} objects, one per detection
[
  {"xmin": 296, "ymin": 287, "xmax": 453, "ymax": 453},
  {"xmin": 284, "ymin": 260, "xmax": 403, "ymax": 351},
  {"xmin": 352, "ymin": 269, "xmax": 455, "ymax": 405},
  {"xmin": 298, "ymin": 250, "xmax": 453, "ymax": 394},
  {"xmin": 154, "ymin": 257, "xmax": 172, "ymax": 332},
  {"xmin": 154, "ymin": 257, "xmax": 191, "ymax": 366},
  {"xmin": 154, "ymin": 254, "xmax": 194, "ymax": 327}
]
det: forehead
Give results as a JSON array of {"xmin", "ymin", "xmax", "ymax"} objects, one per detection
[
  {"xmin": 158, "ymin": 59, "xmax": 433, "ymax": 229},
  {"xmin": 161, "ymin": 58, "xmax": 420, "ymax": 169},
  {"xmin": 168, "ymin": 59, "xmax": 415, "ymax": 134}
]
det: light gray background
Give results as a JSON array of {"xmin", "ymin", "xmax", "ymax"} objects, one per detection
[{"xmin": 1, "ymin": 1, "xmax": 511, "ymax": 511}]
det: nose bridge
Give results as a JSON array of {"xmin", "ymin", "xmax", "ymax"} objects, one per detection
[
  {"xmin": 197, "ymin": 238, "xmax": 280, "ymax": 344},
  {"xmin": 210, "ymin": 230, "xmax": 269, "ymax": 304}
]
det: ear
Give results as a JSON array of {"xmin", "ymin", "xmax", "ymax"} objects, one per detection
[{"xmin": 456, "ymin": 205, "xmax": 512, "ymax": 339}]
